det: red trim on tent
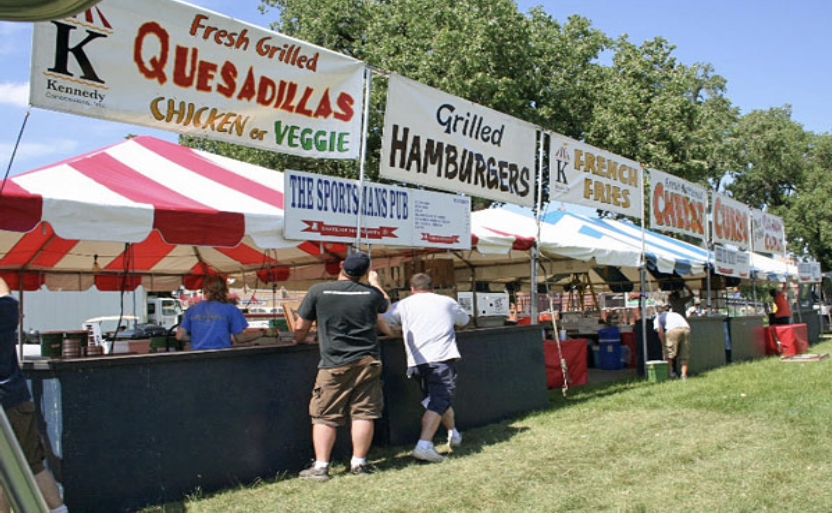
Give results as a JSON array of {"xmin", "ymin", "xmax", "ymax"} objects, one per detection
[
  {"xmin": 74, "ymin": 152, "xmax": 245, "ymax": 247},
  {"xmin": 0, "ymin": 223, "xmax": 80, "ymax": 269},
  {"xmin": 214, "ymin": 241, "xmax": 280, "ymax": 267},
  {"xmin": 94, "ymin": 273, "xmax": 142, "ymax": 291},
  {"xmin": 104, "ymin": 233, "xmax": 173, "ymax": 272},
  {"xmin": 139, "ymin": 137, "xmax": 285, "ymax": 209},
  {"xmin": 257, "ymin": 267, "xmax": 291, "ymax": 283},
  {"xmin": 481, "ymin": 226, "xmax": 535, "ymax": 251},
  {"xmin": 0, "ymin": 272, "xmax": 45, "ymax": 291},
  {"xmin": 0, "ymin": 182, "xmax": 43, "ymax": 233},
  {"xmin": 30, "ymin": 236, "xmax": 79, "ymax": 268}
]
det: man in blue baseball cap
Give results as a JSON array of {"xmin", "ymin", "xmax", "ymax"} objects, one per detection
[{"xmin": 294, "ymin": 252, "xmax": 392, "ymax": 480}]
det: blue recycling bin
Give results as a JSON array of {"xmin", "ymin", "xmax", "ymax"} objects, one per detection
[{"xmin": 598, "ymin": 327, "xmax": 623, "ymax": 370}]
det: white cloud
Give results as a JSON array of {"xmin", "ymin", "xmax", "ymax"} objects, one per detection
[
  {"xmin": 1, "ymin": 139, "xmax": 78, "ymax": 174},
  {"xmin": 0, "ymin": 82, "xmax": 30, "ymax": 108}
]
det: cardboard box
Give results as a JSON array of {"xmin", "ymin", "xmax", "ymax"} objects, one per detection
[
  {"xmin": 404, "ymin": 259, "xmax": 456, "ymax": 288},
  {"xmin": 458, "ymin": 292, "xmax": 509, "ymax": 317},
  {"xmin": 128, "ymin": 340, "xmax": 151, "ymax": 354}
]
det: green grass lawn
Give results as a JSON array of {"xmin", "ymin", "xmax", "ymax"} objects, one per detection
[{"xmin": 146, "ymin": 338, "xmax": 832, "ymax": 513}]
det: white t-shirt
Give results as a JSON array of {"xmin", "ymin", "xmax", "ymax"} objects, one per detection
[
  {"xmin": 654, "ymin": 310, "xmax": 690, "ymax": 332},
  {"xmin": 385, "ymin": 292, "xmax": 470, "ymax": 368}
]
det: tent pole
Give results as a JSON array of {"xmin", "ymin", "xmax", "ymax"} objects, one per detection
[
  {"xmin": 354, "ymin": 67, "xmax": 373, "ymax": 249},
  {"xmin": 640, "ymin": 168, "xmax": 648, "ymax": 377},
  {"xmin": 530, "ymin": 129, "xmax": 545, "ymax": 324},
  {"xmin": 17, "ymin": 282, "xmax": 24, "ymax": 361},
  {"xmin": 706, "ymin": 192, "xmax": 713, "ymax": 313}
]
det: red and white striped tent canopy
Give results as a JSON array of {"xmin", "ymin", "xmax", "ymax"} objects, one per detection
[{"xmin": 0, "ymin": 136, "xmax": 528, "ymax": 292}]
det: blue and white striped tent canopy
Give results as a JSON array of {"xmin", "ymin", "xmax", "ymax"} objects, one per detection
[
  {"xmin": 749, "ymin": 252, "xmax": 796, "ymax": 282},
  {"xmin": 469, "ymin": 207, "xmax": 795, "ymax": 287},
  {"xmin": 542, "ymin": 210, "xmax": 709, "ymax": 276},
  {"xmin": 541, "ymin": 210, "xmax": 798, "ymax": 282}
]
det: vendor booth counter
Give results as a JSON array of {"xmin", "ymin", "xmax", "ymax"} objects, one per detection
[
  {"xmin": 543, "ymin": 339, "xmax": 588, "ymax": 389},
  {"xmin": 764, "ymin": 323, "xmax": 809, "ymax": 356},
  {"xmin": 23, "ymin": 325, "xmax": 547, "ymax": 512},
  {"xmin": 635, "ymin": 315, "xmax": 769, "ymax": 376}
]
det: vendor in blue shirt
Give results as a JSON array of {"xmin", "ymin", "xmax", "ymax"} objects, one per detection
[{"xmin": 177, "ymin": 274, "xmax": 264, "ymax": 350}]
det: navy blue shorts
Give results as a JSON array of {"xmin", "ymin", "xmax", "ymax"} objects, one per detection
[{"xmin": 407, "ymin": 360, "xmax": 457, "ymax": 415}]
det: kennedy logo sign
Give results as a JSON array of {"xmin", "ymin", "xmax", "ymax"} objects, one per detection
[
  {"xmin": 548, "ymin": 132, "xmax": 643, "ymax": 219},
  {"xmin": 284, "ymin": 170, "xmax": 471, "ymax": 249},
  {"xmin": 30, "ymin": 0, "xmax": 365, "ymax": 159}
]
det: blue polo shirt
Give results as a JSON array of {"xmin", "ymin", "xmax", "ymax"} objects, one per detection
[{"xmin": 181, "ymin": 300, "xmax": 248, "ymax": 350}]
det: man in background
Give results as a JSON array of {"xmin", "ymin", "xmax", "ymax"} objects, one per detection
[
  {"xmin": 686, "ymin": 300, "xmax": 703, "ymax": 318},
  {"xmin": 769, "ymin": 286, "xmax": 792, "ymax": 325},
  {"xmin": 293, "ymin": 252, "xmax": 391, "ymax": 480},
  {"xmin": 385, "ymin": 273, "xmax": 470, "ymax": 462},
  {"xmin": 654, "ymin": 304, "xmax": 691, "ymax": 380},
  {"xmin": 668, "ymin": 286, "xmax": 694, "ymax": 315},
  {"xmin": 0, "ymin": 278, "xmax": 67, "ymax": 512}
]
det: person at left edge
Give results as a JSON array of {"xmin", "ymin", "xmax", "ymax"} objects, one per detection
[
  {"xmin": 0, "ymin": 277, "xmax": 68, "ymax": 513},
  {"xmin": 176, "ymin": 274, "xmax": 264, "ymax": 350},
  {"xmin": 293, "ymin": 252, "xmax": 392, "ymax": 481}
]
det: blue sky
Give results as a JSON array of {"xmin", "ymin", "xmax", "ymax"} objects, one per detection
[{"xmin": 1, "ymin": 0, "xmax": 829, "ymax": 177}]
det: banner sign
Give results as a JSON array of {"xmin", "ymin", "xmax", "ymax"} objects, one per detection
[
  {"xmin": 711, "ymin": 192, "xmax": 750, "ymax": 249},
  {"xmin": 283, "ymin": 170, "xmax": 471, "ymax": 248},
  {"xmin": 750, "ymin": 209, "xmax": 786, "ymax": 256},
  {"xmin": 714, "ymin": 244, "xmax": 750, "ymax": 279},
  {"xmin": 797, "ymin": 262, "xmax": 821, "ymax": 283},
  {"xmin": 649, "ymin": 169, "xmax": 707, "ymax": 240},
  {"xmin": 30, "ymin": 0, "xmax": 365, "ymax": 159},
  {"xmin": 379, "ymin": 74, "xmax": 538, "ymax": 207},
  {"xmin": 548, "ymin": 132, "xmax": 643, "ymax": 219}
]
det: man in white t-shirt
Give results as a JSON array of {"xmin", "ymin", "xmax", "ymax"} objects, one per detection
[
  {"xmin": 686, "ymin": 301, "xmax": 702, "ymax": 318},
  {"xmin": 385, "ymin": 273, "xmax": 470, "ymax": 462},
  {"xmin": 654, "ymin": 304, "xmax": 692, "ymax": 380}
]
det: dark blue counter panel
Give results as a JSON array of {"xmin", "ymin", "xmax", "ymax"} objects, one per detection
[{"xmin": 24, "ymin": 325, "xmax": 547, "ymax": 512}]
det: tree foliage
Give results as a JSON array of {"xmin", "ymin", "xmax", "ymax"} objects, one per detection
[
  {"xmin": 178, "ymin": 0, "xmax": 831, "ymax": 267},
  {"xmin": 726, "ymin": 106, "xmax": 808, "ymax": 209},
  {"xmin": 787, "ymin": 132, "xmax": 832, "ymax": 270}
]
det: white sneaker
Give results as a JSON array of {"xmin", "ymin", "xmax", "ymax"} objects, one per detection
[
  {"xmin": 447, "ymin": 432, "xmax": 462, "ymax": 448},
  {"xmin": 412, "ymin": 446, "xmax": 445, "ymax": 462}
]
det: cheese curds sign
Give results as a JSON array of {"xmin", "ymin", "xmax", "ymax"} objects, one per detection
[
  {"xmin": 30, "ymin": 0, "xmax": 365, "ymax": 159},
  {"xmin": 649, "ymin": 169, "xmax": 708, "ymax": 241},
  {"xmin": 711, "ymin": 192, "xmax": 750, "ymax": 249}
]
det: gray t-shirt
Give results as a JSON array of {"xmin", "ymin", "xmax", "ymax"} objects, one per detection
[{"xmin": 298, "ymin": 280, "xmax": 388, "ymax": 368}]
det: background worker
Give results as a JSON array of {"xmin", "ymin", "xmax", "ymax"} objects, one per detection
[
  {"xmin": 0, "ymin": 278, "xmax": 67, "ymax": 513},
  {"xmin": 668, "ymin": 285, "xmax": 694, "ymax": 315},
  {"xmin": 654, "ymin": 304, "xmax": 692, "ymax": 380},
  {"xmin": 384, "ymin": 273, "xmax": 470, "ymax": 462},
  {"xmin": 176, "ymin": 274, "xmax": 264, "ymax": 349},
  {"xmin": 769, "ymin": 286, "xmax": 792, "ymax": 325},
  {"xmin": 293, "ymin": 252, "xmax": 391, "ymax": 480}
]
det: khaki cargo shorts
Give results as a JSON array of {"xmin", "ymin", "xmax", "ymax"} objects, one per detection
[
  {"xmin": 665, "ymin": 327, "xmax": 691, "ymax": 361},
  {"xmin": 6, "ymin": 401, "xmax": 47, "ymax": 475},
  {"xmin": 309, "ymin": 355, "xmax": 383, "ymax": 427}
]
